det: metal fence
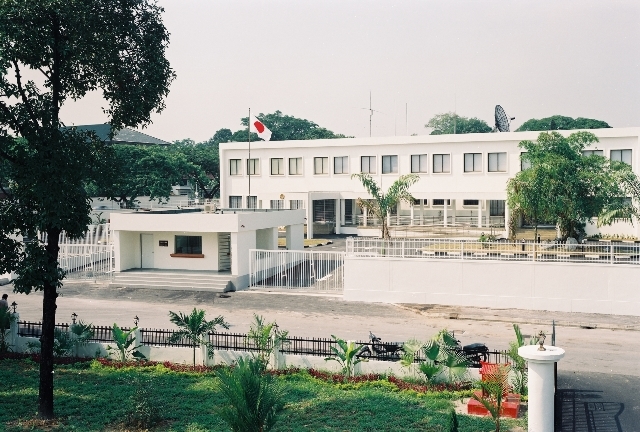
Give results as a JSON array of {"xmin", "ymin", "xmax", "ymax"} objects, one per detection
[
  {"xmin": 346, "ymin": 238, "xmax": 640, "ymax": 265},
  {"xmin": 139, "ymin": 328, "xmax": 192, "ymax": 347},
  {"xmin": 59, "ymin": 244, "xmax": 114, "ymax": 280},
  {"xmin": 250, "ymin": 249, "xmax": 345, "ymax": 291},
  {"xmin": 350, "ymin": 214, "xmax": 505, "ymax": 229}
]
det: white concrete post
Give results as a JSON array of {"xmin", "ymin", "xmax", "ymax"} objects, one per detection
[
  {"xmin": 478, "ymin": 201, "xmax": 483, "ymax": 228},
  {"xmin": 420, "ymin": 199, "xmax": 424, "ymax": 225},
  {"xmin": 363, "ymin": 207, "xmax": 368, "ymax": 227},
  {"xmin": 335, "ymin": 199, "xmax": 341, "ymax": 235},
  {"xmin": 8, "ymin": 312, "xmax": 19, "ymax": 349},
  {"xmin": 410, "ymin": 204, "xmax": 414, "ymax": 226},
  {"xmin": 444, "ymin": 200, "xmax": 448, "ymax": 227},
  {"xmin": 519, "ymin": 345, "xmax": 565, "ymax": 432},
  {"xmin": 340, "ymin": 199, "xmax": 346, "ymax": 230},
  {"xmin": 306, "ymin": 202, "xmax": 314, "ymax": 239},
  {"xmin": 504, "ymin": 202, "xmax": 510, "ymax": 238},
  {"xmin": 452, "ymin": 199, "xmax": 456, "ymax": 226}
]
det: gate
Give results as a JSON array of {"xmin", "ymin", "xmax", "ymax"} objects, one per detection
[{"xmin": 250, "ymin": 249, "xmax": 345, "ymax": 291}]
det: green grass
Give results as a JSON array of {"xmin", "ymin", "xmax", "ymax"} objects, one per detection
[{"xmin": 0, "ymin": 359, "xmax": 526, "ymax": 431}]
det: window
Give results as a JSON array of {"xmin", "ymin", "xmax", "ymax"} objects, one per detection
[
  {"xmin": 464, "ymin": 153, "xmax": 482, "ymax": 172},
  {"xmin": 290, "ymin": 200, "xmax": 304, "ymax": 210},
  {"xmin": 175, "ymin": 236, "xmax": 202, "ymax": 255},
  {"xmin": 582, "ymin": 150, "xmax": 604, "ymax": 157},
  {"xmin": 230, "ymin": 159, "xmax": 241, "ymax": 175},
  {"xmin": 382, "ymin": 155, "xmax": 398, "ymax": 174},
  {"xmin": 270, "ymin": 158, "xmax": 284, "ymax": 175},
  {"xmin": 488, "ymin": 152, "xmax": 507, "ymax": 172},
  {"xmin": 289, "ymin": 157, "xmax": 303, "ymax": 175},
  {"xmin": 270, "ymin": 199, "xmax": 285, "ymax": 209},
  {"xmin": 361, "ymin": 156, "xmax": 376, "ymax": 174},
  {"xmin": 463, "ymin": 199, "xmax": 480, "ymax": 206},
  {"xmin": 433, "ymin": 154, "xmax": 450, "ymax": 173},
  {"xmin": 433, "ymin": 199, "xmax": 450, "ymax": 206},
  {"xmin": 334, "ymin": 156, "xmax": 349, "ymax": 174},
  {"xmin": 520, "ymin": 152, "xmax": 532, "ymax": 170},
  {"xmin": 246, "ymin": 196, "xmax": 257, "ymax": 209},
  {"xmin": 611, "ymin": 149, "xmax": 632, "ymax": 165},
  {"xmin": 247, "ymin": 158, "xmax": 260, "ymax": 175},
  {"xmin": 229, "ymin": 196, "xmax": 242, "ymax": 208},
  {"xmin": 314, "ymin": 157, "xmax": 329, "ymax": 174},
  {"xmin": 412, "ymin": 198, "xmax": 427, "ymax": 206},
  {"xmin": 411, "ymin": 154, "xmax": 428, "ymax": 173}
]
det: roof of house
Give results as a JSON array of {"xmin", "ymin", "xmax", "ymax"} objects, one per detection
[{"xmin": 70, "ymin": 124, "xmax": 170, "ymax": 145}]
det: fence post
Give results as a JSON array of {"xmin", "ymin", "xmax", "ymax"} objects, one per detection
[
  {"xmin": 8, "ymin": 312, "xmax": 19, "ymax": 351},
  {"xmin": 461, "ymin": 242, "xmax": 464, "ymax": 260},
  {"xmin": 610, "ymin": 244, "xmax": 614, "ymax": 264}
]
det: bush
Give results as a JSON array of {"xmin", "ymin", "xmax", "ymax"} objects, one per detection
[{"xmin": 125, "ymin": 378, "xmax": 163, "ymax": 429}]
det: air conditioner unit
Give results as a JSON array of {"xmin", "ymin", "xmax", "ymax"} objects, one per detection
[{"xmin": 204, "ymin": 204, "xmax": 213, "ymax": 213}]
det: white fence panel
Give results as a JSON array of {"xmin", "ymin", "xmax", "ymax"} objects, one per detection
[
  {"xmin": 250, "ymin": 249, "xmax": 345, "ymax": 291},
  {"xmin": 59, "ymin": 244, "xmax": 114, "ymax": 281}
]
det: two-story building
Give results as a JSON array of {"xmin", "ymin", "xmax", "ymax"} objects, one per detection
[{"xmin": 219, "ymin": 128, "xmax": 640, "ymax": 238}]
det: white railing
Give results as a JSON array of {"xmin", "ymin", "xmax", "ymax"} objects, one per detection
[
  {"xmin": 250, "ymin": 249, "xmax": 345, "ymax": 291},
  {"xmin": 38, "ymin": 224, "xmax": 112, "ymax": 245},
  {"xmin": 346, "ymin": 238, "xmax": 640, "ymax": 265},
  {"xmin": 346, "ymin": 215, "xmax": 505, "ymax": 229},
  {"xmin": 59, "ymin": 244, "xmax": 114, "ymax": 281}
]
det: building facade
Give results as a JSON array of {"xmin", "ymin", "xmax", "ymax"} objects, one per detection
[{"xmin": 219, "ymin": 128, "xmax": 640, "ymax": 238}]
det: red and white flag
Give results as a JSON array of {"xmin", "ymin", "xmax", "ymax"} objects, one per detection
[{"xmin": 250, "ymin": 116, "xmax": 272, "ymax": 141}]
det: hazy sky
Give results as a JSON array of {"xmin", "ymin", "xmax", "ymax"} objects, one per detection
[{"xmin": 61, "ymin": 0, "xmax": 640, "ymax": 142}]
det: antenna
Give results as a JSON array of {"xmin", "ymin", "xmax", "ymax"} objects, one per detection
[
  {"xmin": 358, "ymin": 91, "xmax": 385, "ymax": 137},
  {"xmin": 494, "ymin": 105, "xmax": 515, "ymax": 132}
]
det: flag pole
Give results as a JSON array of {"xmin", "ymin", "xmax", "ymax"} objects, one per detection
[{"xmin": 248, "ymin": 107, "xmax": 251, "ymax": 209}]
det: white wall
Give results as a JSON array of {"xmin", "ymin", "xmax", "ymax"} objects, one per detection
[
  {"xmin": 232, "ymin": 230, "xmax": 256, "ymax": 283},
  {"xmin": 116, "ymin": 231, "xmax": 141, "ymax": 271},
  {"xmin": 344, "ymin": 257, "xmax": 640, "ymax": 316},
  {"xmin": 154, "ymin": 231, "xmax": 219, "ymax": 271}
]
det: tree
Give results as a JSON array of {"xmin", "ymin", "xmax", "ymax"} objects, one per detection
[
  {"xmin": 0, "ymin": 0, "xmax": 174, "ymax": 419},
  {"xmin": 172, "ymin": 138, "xmax": 220, "ymax": 199},
  {"xmin": 90, "ymin": 144, "xmax": 194, "ymax": 208},
  {"xmin": 509, "ymin": 131, "xmax": 634, "ymax": 239},
  {"xmin": 516, "ymin": 115, "xmax": 611, "ymax": 132},
  {"xmin": 506, "ymin": 162, "xmax": 553, "ymax": 240},
  {"xmin": 247, "ymin": 314, "xmax": 289, "ymax": 371},
  {"xmin": 168, "ymin": 308, "xmax": 229, "ymax": 366},
  {"xmin": 351, "ymin": 173, "xmax": 419, "ymax": 239},
  {"xmin": 425, "ymin": 112, "xmax": 492, "ymax": 135},
  {"xmin": 233, "ymin": 110, "xmax": 349, "ymax": 141}
]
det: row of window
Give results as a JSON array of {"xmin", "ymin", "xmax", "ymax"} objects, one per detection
[
  {"xmin": 230, "ymin": 149, "xmax": 633, "ymax": 177},
  {"xmin": 228, "ymin": 196, "xmax": 304, "ymax": 210}
]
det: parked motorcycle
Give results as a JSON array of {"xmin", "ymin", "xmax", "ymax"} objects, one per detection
[{"xmin": 358, "ymin": 331, "xmax": 404, "ymax": 360}]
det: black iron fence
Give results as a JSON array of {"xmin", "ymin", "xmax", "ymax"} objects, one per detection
[{"xmin": 15, "ymin": 320, "xmax": 512, "ymax": 365}]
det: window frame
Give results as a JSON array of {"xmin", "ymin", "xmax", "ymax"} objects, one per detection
[
  {"xmin": 229, "ymin": 159, "xmax": 242, "ymax": 176},
  {"xmin": 314, "ymin": 157, "xmax": 329, "ymax": 175},
  {"xmin": 487, "ymin": 152, "xmax": 507, "ymax": 173},
  {"xmin": 432, "ymin": 199, "xmax": 450, "ymax": 206},
  {"xmin": 582, "ymin": 150, "xmax": 604, "ymax": 157},
  {"xmin": 382, "ymin": 155, "xmax": 399, "ymax": 174},
  {"xmin": 173, "ymin": 235, "xmax": 203, "ymax": 256},
  {"xmin": 611, "ymin": 149, "xmax": 632, "ymax": 165},
  {"xmin": 464, "ymin": 153, "xmax": 483, "ymax": 173},
  {"xmin": 229, "ymin": 196, "xmax": 243, "ymax": 208},
  {"xmin": 432, "ymin": 154, "xmax": 451, "ymax": 174},
  {"xmin": 246, "ymin": 158, "xmax": 260, "ymax": 176},
  {"xmin": 411, "ymin": 154, "xmax": 429, "ymax": 173},
  {"xmin": 270, "ymin": 158, "xmax": 284, "ymax": 175},
  {"xmin": 289, "ymin": 157, "xmax": 303, "ymax": 175},
  {"xmin": 334, "ymin": 156, "xmax": 349, "ymax": 174},
  {"xmin": 360, "ymin": 156, "xmax": 376, "ymax": 174}
]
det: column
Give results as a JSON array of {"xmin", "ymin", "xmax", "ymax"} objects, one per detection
[
  {"xmin": 519, "ymin": 345, "xmax": 565, "ymax": 432},
  {"xmin": 396, "ymin": 203, "xmax": 400, "ymax": 225},
  {"xmin": 504, "ymin": 202, "xmax": 510, "ymax": 239},
  {"xmin": 410, "ymin": 203, "xmax": 414, "ymax": 226},
  {"xmin": 444, "ymin": 200, "xmax": 448, "ymax": 227},
  {"xmin": 306, "ymin": 201, "xmax": 314, "ymax": 239},
  {"xmin": 335, "ymin": 198, "xmax": 341, "ymax": 235},
  {"xmin": 451, "ymin": 199, "xmax": 456, "ymax": 226},
  {"xmin": 420, "ymin": 199, "xmax": 424, "ymax": 225},
  {"xmin": 478, "ymin": 201, "xmax": 483, "ymax": 228},
  {"xmin": 351, "ymin": 199, "xmax": 357, "ymax": 227},
  {"xmin": 363, "ymin": 207, "xmax": 368, "ymax": 227},
  {"xmin": 285, "ymin": 224, "xmax": 304, "ymax": 250},
  {"xmin": 231, "ymin": 230, "xmax": 256, "ymax": 288}
]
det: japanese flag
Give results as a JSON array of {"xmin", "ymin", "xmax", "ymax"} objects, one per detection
[{"xmin": 250, "ymin": 116, "xmax": 272, "ymax": 141}]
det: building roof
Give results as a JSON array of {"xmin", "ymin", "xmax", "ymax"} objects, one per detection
[{"xmin": 70, "ymin": 124, "xmax": 170, "ymax": 146}]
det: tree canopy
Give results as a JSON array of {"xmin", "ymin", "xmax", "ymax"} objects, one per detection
[
  {"xmin": 507, "ymin": 131, "xmax": 636, "ymax": 239},
  {"xmin": 515, "ymin": 115, "xmax": 611, "ymax": 132},
  {"xmin": 171, "ymin": 138, "xmax": 220, "ymax": 199},
  {"xmin": 0, "ymin": 0, "xmax": 174, "ymax": 418},
  {"xmin": 425, "ymin": 112, "xmax": 492, "ymax": 135}
]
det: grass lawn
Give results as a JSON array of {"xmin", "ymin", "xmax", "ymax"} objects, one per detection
[{"xmin": 0, "ymin": 359, "xmax": 526, "ymax": 431}]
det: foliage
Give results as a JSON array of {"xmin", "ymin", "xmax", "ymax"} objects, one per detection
[
  {"xmin": 448, "ymin": 408, "xmax": 459, "ymax": 432},
  {"xmin": 169, "ymin": 308, "xmax": 229, "ymax": 366},
  {"xmin": 405, "ymin": 330, "xmax": 470, "ymax": 384},
  {"xmin": 507, "ymin": 324, "xmax": 537, "ymax": 396},
  {"xmin": 53, "ymin": 328, "xmax": 74, "ymax": 357},
  {"xmin": 352, "ymin": 173, "xmax": 420, "ymax": 239},
  {"xmin": 472, "ymin": 364, "xmax": 511, "ymax": 432},
  {"xmin": 247, "ymin": 314, "xmax": 288, "ymax": 371},
  {"xmin": 106, "ymin": 324, "xmax": 146, "ymax": 362},
  {"xmin": 125, "ymin": 377, "xmax": 163, "ymax": 430},
  {"xmin": 237, "ymin": 110, "xmax": 350, "ymax": 141},
  {"xmin": 172, "ymin": 138, "xmax": 220, "ymax": 199},
  {"xmin": 324, "ymin": 335, "xmax": 366, "ymax": 380},
  {"xmin": 216, "ymin": 357, "xmax": 284, "ymax": 432},
  {"xmin": 425, "ymin": 112, "xmax": 492, "ymax": 135},
  {"xmin": 0, "ymin": 306, "xmax": 16, "ymax": 352},
  {"xmin": 516, "ymin": 115, "xmax": 611, "ymax": 132},
  {"xmin": 508, "ymin": 131, "xmax": 637, "ymax": 239},
  {"xmin": 0, "ymin": 0, "xmax": 174, "ymax": 418}
]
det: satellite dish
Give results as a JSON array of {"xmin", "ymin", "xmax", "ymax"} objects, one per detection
[{"xmin": 494, "ymin": 105, "xmax": 515, "ymax": 132}]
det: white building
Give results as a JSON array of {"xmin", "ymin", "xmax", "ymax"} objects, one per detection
[
  {"xmin": 110, "ymin": 208, "xmax": 305, "ymax": 290},
  {"xmin": 220, "ymin": 128, "xmax": 640, "ymax": 238}
]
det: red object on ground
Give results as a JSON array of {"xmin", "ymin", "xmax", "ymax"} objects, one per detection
[{"xmin": 467, "ymin": 390, "xmax": 521, "ymax": 418}]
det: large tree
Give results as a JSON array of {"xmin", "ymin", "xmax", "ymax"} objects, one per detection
[
  {"xmin": 425, "ymin": 112, "xmax": 492, "ymax": 135},
  {"xmin": 516, "ymin": 115, "xmax": 611, "ymax": 132},
  {"xmin": 508, "ymin": 131, "xmax": 635, "ymax": 239},
  {"xmin": 172, "ymin": 138, "xmax": 220, "ymax": 199},
  {"xmin": 0, "ymin": 0, "xmax": 174, "ymax": 419}
]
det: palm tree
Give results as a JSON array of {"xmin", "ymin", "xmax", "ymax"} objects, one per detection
[
  {"xmin": 169, "ymin": 308, "xmax": 229, "ymax": 366},
  {"xmin": 351, "ymin": 173, "xmax": 419, "ymax": 239}
]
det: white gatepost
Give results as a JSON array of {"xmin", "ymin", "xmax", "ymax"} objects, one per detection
[{"xmin": 519, "ymin": 344, "xmax": 565, "ymax": 432}]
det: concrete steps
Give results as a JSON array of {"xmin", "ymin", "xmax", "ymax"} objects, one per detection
[{"xmin": 110, "ymin": 270, "xmax": 234, "ymax": 292}]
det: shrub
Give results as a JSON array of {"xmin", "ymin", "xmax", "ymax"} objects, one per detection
[{"xmin": 125, "ymin": 377, "xmax": 163, "ymax": 429}]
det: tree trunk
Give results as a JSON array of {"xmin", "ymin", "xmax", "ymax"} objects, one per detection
[{"xmin": 38, "ymin": 228, "xmax": 60, "ymax": 419}]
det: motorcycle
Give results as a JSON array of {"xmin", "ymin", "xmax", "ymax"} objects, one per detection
[{"xmin": 358, "ymin": 331, "xmax": 404, "ymax": 360}]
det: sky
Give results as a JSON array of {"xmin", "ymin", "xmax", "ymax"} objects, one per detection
[{"xmin": 60, "ymin": 0, "xmax": 640, "ymax": 142}]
